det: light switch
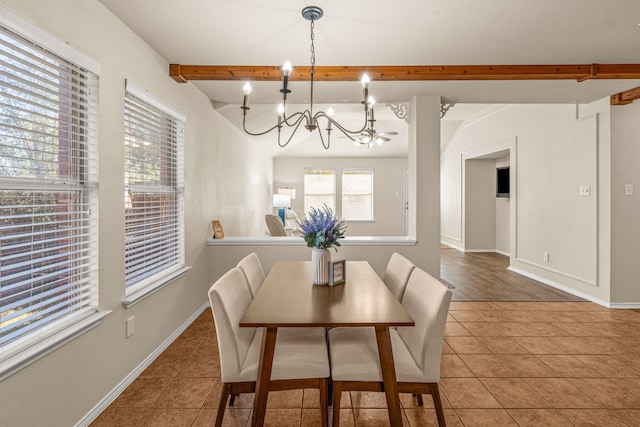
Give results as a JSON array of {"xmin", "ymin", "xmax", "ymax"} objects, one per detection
[
  {"xmin": 579, "ymin": 185, "xmax": 590, "ymax": 196},
  {"xmin": 625, "ymin": 184, "xmax": 634, "ymax": 196}
]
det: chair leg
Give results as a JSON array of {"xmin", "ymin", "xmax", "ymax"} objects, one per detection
[
  {"xmin": 229, "ymin": 393, "xmax": 237, "ymax": 406},
  {"xmin": 416, "ymin": 393, "xmax": 424, "ymax": 406},
  {"xmin": 319, "ymin": 379, "xmax": 329, "ymax": 427},
  {"xmin": 431, "ymin": 383, "xmax": 446, "ymax": 427},
  {"xmin": 216, "ymin": 383, "xmax": 232, "ymax": 427},
  {"xmin": 332, "ymin": 381, "xmax": 343, "ymax": 427}
]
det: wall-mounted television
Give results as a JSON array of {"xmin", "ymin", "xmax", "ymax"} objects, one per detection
[{"xmin": 496, "ymin": 167, "xmax": 510, "ymax": 198}]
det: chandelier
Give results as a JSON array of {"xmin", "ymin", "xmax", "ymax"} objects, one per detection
[{"xmin": 240, "ymin": 6, "xmax": 377, "ymax": 149}]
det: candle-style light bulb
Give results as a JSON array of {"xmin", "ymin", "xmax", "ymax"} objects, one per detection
[
  {"xmin": 361, "ymin": 73, "xmax": 370, "ymax": 88},
  {"xmin": 281, "ymin": 61, "xmax": 292, "ymax": 96},
  {"xmin": 277, "ymin": 103, "xmax": 285, "ymax": 119},
  {"xmin": 368, "ymin": 96, "xmax": 376, "ymax": 107},
  {"xmin": 242, "ymin": 82, "xmax": 252, "ymax": 110},
  {"xmin": 327, "ymin": 107, "xmax": 335, "ymax": 117},
  {"xmin": 282, "ymin": 61, "xmax": 293, "ymax": 76},
  {"xmin": 361, "ymin": 73, "xmax": 370, "ymax": 107}
]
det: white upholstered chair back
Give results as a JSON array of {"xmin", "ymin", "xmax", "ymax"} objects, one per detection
[
  {"xmin": 265, "ymin": 214, "xmax": 287, "ymax": 236},
  {"xmin": 397, "ymin": 267, "xmax": 452, "ymax": 382},
  {"xmin": 208, "ymin": 267, "xmax": 257, "ymax": 383},
  {"xmin": 237, "ymin": 253, "xmax": 265, "ymax": 298},
  {"xmin": 382, "ymin": 252, "xmax": 416, "ymax": 301}
]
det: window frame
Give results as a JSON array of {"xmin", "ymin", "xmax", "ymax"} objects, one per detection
[
  {"xmin": 303, "ymin": 168, "xmax": 336, "ymax": 215},
  {"xmin": 0, "ymin": 6, "xmax": 106, "ymax": 381},
  {"xmin": 341, "ymin": 168, "xmax": 375, "ymax": 221},
  {"xmin": 123, "ymin": 81, "xmax": 188, "ymax": 305}
]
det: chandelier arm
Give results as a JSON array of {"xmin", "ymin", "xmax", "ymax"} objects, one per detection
[
  {"xmin": 316, "ymin": 126, "xmax": 331, "ymax": 150},
  {"xmin": 242, "ymin": 112, "xmax": 289, "ymax": 137},
  {"xmin": 281, "ymin": 111, "xmax": 308, "ymax": 128},
  {"xmin": 315, "ymin": 111, "xmax": 370, "ymax": 139},
  {"xmin": 282, "ymin": 110, "xmax": 311, "ymax": 128},
  {"xmin": 278, "ymin": 115, "xmax": 308, "ymax": 147}
]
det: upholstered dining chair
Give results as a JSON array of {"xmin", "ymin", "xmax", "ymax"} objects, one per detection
[
  {"xmin": 328, "ymin": 267, "xmax": 452, "ymax": 427},
  {"xmin": 208, "ymin": 267, "xmax": 330, "ymax": 427},
  {"xmin": 382, "ymin": 252, "xmax": 416, "ymax": 301},
  {"xmin": 237, "ymin": 252, "xmax": 265, "ymax": 298},
  {"xmin": 265, "ymin": 213, "xmax": 287, "ymax": 236}
]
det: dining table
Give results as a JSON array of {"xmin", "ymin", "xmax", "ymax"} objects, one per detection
[{"xmin": 239, "ymin": 260, "xmax": 415, "ymax": 427}]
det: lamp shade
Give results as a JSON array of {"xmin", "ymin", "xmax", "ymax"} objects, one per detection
[
  {"xmin": 272, "ymin": 194, "xmax": 291, "ymax": 208},
  {"xmin": 277, "ymin": 187, "xmax": 296, "ymax": 200}
]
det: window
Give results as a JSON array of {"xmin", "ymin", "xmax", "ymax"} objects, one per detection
[
  {"xmin": 304, "ymin": 168, "xmax": 335, "ymax": 214},
  {"xmin": 0, "ymin": 23, "xmax": 99, "ymax": 360},
  {"xmin": 342, "ymin": 169, "xmax": 374, "ymax": 220},
  {"xmin": 124, "ymin": 83, "xmax": 185, "ymax": 295}
]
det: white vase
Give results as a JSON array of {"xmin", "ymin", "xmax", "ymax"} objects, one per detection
[{"xmin": 312, "ymin": 248, "xmax": 331, "ymax": 285}]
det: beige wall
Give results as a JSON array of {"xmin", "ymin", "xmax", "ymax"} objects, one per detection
[
  {"xmin": 273, "ymin": 157, "xmax": 407, "ymax": 236},
  {"xmin": 464, "ymin": 159, "xmax": 497, "ymax": 251},
  {"xmin": 441, "ymin": 102, "xmax": 612, "ymax": 304},
  {"xmin": 0, "ymin": 1, "xmax": 271, "ymax": 425},
  {"xmin": 610, "ymin": 101, "xmax": 640, "ymax": 304}
]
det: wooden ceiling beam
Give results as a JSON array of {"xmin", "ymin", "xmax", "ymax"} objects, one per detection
[
  {"xmin": 170, "ymin": 63, "xmax": 640, "ymax": 83},
  {"xmin": 611, "ymin": 86, "xmax": 640, "ymax": 105}
]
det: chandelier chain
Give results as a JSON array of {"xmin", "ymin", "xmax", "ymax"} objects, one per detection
[{"xmin": 309, "ymin": 18, "xmax": 316, "ymax": 116}]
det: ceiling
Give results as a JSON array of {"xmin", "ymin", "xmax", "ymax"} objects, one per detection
[{"xmin": 99, "ymin": 0, "xmax": 640, "ymax": 157}]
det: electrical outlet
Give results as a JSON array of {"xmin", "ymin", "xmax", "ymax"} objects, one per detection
[
  {"xmin": 543, "ymin": 252, "xmax": 549, "ymax": 262},
  {"xmin": 126, "ymin": 316, "xmax": 135, "ymax": 338},
  {"xmin": 579, "ymin": 185, "xmax": 590, "ymax": 196}
]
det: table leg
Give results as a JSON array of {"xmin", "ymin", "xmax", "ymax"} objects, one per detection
[
  {"xmin": 251, "ymin": 326, "xmax": 278, "ymax": 427},
  {"xmin": 374, "ymin": 326, "xmax": 403, "ymax": 426}
]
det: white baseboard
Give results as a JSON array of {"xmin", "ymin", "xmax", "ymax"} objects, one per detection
[
  {"xmin": 75, "ymin": 302, "xmax": 210, "ymax": 427},
  {"xmin": 507, "ymin": 266, "xmax": 640, "ymax": 308},
  {"xmin": 441, "ymin": 241, "xmax": 465, "ymax": 252},
  {"xmin": 609, "ymin": 302, "xmax": 640, "ymax": 309}
]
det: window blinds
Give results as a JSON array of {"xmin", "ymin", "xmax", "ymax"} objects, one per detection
[
  {"xmin": 304, "ymin": 168, "xmax": 336, "ymax": 214},
  {"xmin": 342, "ymin": 169, "xmax": 374, "ymax": 220},
  {"xmin": 124, "ymin": 89, "xmax": 184, "ymax": 292},
  {"xmin": 0, "ymin": 25, "xmax": 99, "ymax": 351}
]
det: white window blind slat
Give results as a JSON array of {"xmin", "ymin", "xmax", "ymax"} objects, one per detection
[
  {"xmin": 0, "ymin": 22, "xmax": 99, "ymax": 357},
  {"xmin": 124, "ymin": 89, "xmax": 184, "ymax": 292}
]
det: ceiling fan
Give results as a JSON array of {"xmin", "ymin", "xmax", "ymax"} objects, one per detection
[{"xmin": 343, "ymin": 129, "xmax": 398, "ymax": 147}]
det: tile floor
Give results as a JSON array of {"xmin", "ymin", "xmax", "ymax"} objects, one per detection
[{"xmin": 92, "ymin": 301, "xmax": 640, "ymax": 426}]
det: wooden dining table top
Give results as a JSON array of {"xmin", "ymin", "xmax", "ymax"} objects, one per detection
[{"xmin": 239, "ymin": 260, "xmax": 415, "ymax": 328}]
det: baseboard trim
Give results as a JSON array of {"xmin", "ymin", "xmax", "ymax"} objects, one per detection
[
  {"xmin": 609, "ymin": 302, "xmax": 640, "ymax": 309},
  {"xmin": 75, "ymin": 302, "xmax": 210, "ymax": 427},
  {"xmin": 507, "ymin": 266, "xmax": 610, "ymax": 307}
]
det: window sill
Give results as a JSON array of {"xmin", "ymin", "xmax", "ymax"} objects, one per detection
[
  {"xmin": 0, "ymin": 310, "xmax": 111, "ymax": 382},
  {"xmin": 123, "ymin": 266, "xmax": 192, "ymax": 308}
]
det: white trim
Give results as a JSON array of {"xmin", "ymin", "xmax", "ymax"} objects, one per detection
[
  {"xmin": 207, "ymin": 235, "xmax": 417, "ymax": 246},
  {"xmin": 514, "ymin": 257, "xmax": 596, "ymax": 286},
  {"xmin": 0, "ymin": 311, "xmax": 110, "ymax": 382},
  {"xmin": 441, "ymin": 241, "xmax": 465, "ymax": 252},
  {"xmin": 609, "ymin": 303, "xmax": 640, "ymax": 309},
  {"xmin": 507, "ymin": 265, "xmax": 609, "ymax": 307},
  {"xmin": 123, "ymin": 266, "xmax": 192, "ymax": 308},
  {"xmin": 125, "ymin": 79, "xmax": 185, "ymax": 122},
  {"xmin": 75, "ymin": 303, "xmax": 209, "ymax": 427},
  {"xmin": 0, "ymin": 4, "xmax": 100, "ymax": 74}
]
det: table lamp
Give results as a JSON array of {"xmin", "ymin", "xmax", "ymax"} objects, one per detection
[{"xmin": 272, "ymin": 194, "xmax": 291, "ymax": 225}]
